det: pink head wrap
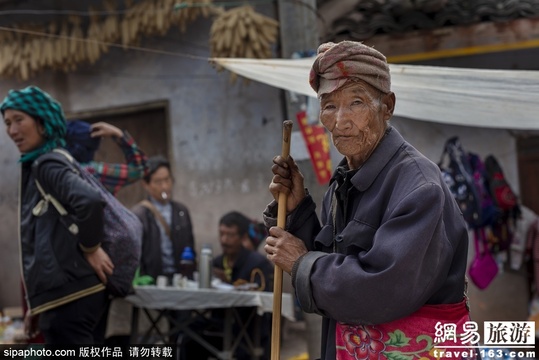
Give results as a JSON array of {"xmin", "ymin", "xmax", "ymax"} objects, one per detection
[{"xmin": 309, "ymin": 41, "xmax": 391, "ymax": 96}]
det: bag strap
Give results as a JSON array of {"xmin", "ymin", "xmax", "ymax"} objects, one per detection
[
  {"xmin": 473, "ymin": 228, "xmax": 490, "ymax": 257},
  {"xmin": 52, "ymin": 148, "xmax": 75, "ymax": 163},
  {"xmin": 439, "ymin": 137, "xmax": 459, "ymax": 165},
  {"xmin": 437, "ymin": 140, "xmax": 451, "ymax": 167},
  {"xmin": 140, "ymin": 199, "xmax": 171, "ymax": 238},
  {"xmin": 34, "ymin": 179, "xmax": 68, "ymax": 216},
  {"xmin": 473, "ymin": 229, "xmax": 480, "ymax": 256},
  {"xmin": 32, "ymin": 157, "xmax": 79, "ymax": 235}
]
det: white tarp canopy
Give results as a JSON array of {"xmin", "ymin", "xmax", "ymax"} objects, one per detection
[{"xmin": 213, "ymin": 57, "xmax": 539, "ymax": 130}]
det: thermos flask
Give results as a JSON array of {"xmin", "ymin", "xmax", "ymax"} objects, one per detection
[{"xmin": 198, "ymin": 246, "xmax": 213, "ymax": 289}]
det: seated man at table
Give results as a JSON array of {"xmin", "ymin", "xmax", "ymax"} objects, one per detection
[
  {"xmin": 213, "ymin": 211, "xmax": 273, "ymax": 291},
  {"xmin": 182, "ymin": 211, "xmax": 274, "ymax": 360}
]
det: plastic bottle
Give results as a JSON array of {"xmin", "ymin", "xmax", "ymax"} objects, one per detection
[
  {"xmin": 198, "ymin": 246, "xmax": 213, "ymax": 289},
  {"xmin": 179, "ymin": 246, "xmax": 196, "ymax": 280}
]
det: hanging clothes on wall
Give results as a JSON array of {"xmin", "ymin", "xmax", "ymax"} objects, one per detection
[{"xmin": 438, "ymin": 137, "xmax": 523, "ymax": 290}]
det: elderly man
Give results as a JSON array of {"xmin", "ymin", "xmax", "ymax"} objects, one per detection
[{"xmin": 264, "ymin": 41, "xmax": 471, "ymax": 359}]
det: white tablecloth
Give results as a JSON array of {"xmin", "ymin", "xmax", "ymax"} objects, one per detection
[{"xmin": 126, "ymin": 286, "xmax": 296, "ymax": 321}]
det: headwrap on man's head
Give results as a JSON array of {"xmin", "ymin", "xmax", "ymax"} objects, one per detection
[
  {"xmin": 65, "ymin": 120, "xmax": 101, "ymax": 163},
  {"xmin": 309, "ymin": 41, "xmax": 391, "ymax": 97},
  {"xmin": 0, "ymin": 86, "xmax": 66, "ymax": 163}
]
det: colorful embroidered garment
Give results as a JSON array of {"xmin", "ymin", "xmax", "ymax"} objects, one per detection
[{"xmin": 336, "ymin": 299, "xmax": 475, "ymax": 360}]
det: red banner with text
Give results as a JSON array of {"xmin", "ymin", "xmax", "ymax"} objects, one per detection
[{"xmin": 296, "ymin": 111, "xmax": 332, "ymax": 185}]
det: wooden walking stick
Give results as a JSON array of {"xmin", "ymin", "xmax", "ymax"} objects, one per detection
[{"xmin": 271, "ymin": 120, "xmax": 293, "ymax": 360}]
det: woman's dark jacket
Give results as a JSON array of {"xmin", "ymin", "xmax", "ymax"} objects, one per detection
[{"xmin": 21, "ymin": 152, "xmax": 106, "ymax": 315}]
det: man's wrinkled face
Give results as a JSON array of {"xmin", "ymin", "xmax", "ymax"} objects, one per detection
[{"xmin": 319, "ymin": 81, "xmax": 394, "ymax": 168}]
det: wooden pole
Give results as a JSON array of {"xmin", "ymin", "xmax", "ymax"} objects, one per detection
[{"xmin": 271, "ymin": 120, "xmax": 293, "ymax": 360}]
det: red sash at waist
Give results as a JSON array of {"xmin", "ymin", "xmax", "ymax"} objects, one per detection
[{"xmin": 336, "ymin": 299, "xmax": 474, "ymax": 360}]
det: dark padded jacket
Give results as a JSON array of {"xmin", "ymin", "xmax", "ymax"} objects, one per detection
[
  {"xmin": 131, "ymin": 199, "xmax": 195, "ymax": 279},
  {"xmin": 21, "ymin": 152, "xmax": 106, "ymax": 315}
]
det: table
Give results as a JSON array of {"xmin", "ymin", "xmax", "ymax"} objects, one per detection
[{"xmin": 126, "ymin": 286, "xmax": 295, "ymax": 360}]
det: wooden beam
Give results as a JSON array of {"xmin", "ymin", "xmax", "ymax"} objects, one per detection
[
  {"xmin": 362, "ymin": 16, "xmax": 539, "ymax": 63},
  {"xmin": 64, "ymin": 100, "xmax": 169, "ymax": 120}
]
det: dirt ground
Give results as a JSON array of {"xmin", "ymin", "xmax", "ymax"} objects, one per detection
[{"xmin": 280, "ymin": 319, "xmax": 309, "ymax": 360}]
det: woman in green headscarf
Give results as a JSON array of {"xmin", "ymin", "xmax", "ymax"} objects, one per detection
[{"xmin": 2, "ymin": 86, "xmax": 113, "ymax": 344}]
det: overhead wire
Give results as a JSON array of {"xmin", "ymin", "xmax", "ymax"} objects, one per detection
[
  {"xmin": 0, "ymin": 25, "xmax": 210, "ymax": 62},
  {"xmin": 0, "ymin": 25, "xmax": 265, "ymax": 81},
  {"xmin": 73, "ymin": 70, "xmax": 221, "ymax": 80},
  {"xmin": 0, "ymin": 0, "xmax": 309, "ymax": 78},
  {"xmin": 0, "ymin": 0, "xmax": 285, "ymax": 64}
]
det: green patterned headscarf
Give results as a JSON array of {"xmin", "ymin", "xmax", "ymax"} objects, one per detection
[{"xmin": 0, "ymin": 86, "xmax": 67, "ymax": 163}]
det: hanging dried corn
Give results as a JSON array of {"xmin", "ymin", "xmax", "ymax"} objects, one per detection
[
  {"xmin": 103, "ymin": 0, "xmax": 119, "ymax": 43},
  {"xmin": 0, "ymin": 0, "xmax": 217, "ymax": 80},
  {"xmin": 210, "ymin": 5, "xmax": 279, "ymax": 60},
  {"xmin": 87, "ymin": 8, "xmax": 101, "ymax": 64}
]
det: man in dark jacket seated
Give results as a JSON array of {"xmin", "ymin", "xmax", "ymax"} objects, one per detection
[{"xmin": 182, "ymin": 211, "xmax": 274, "ymax": 360}]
